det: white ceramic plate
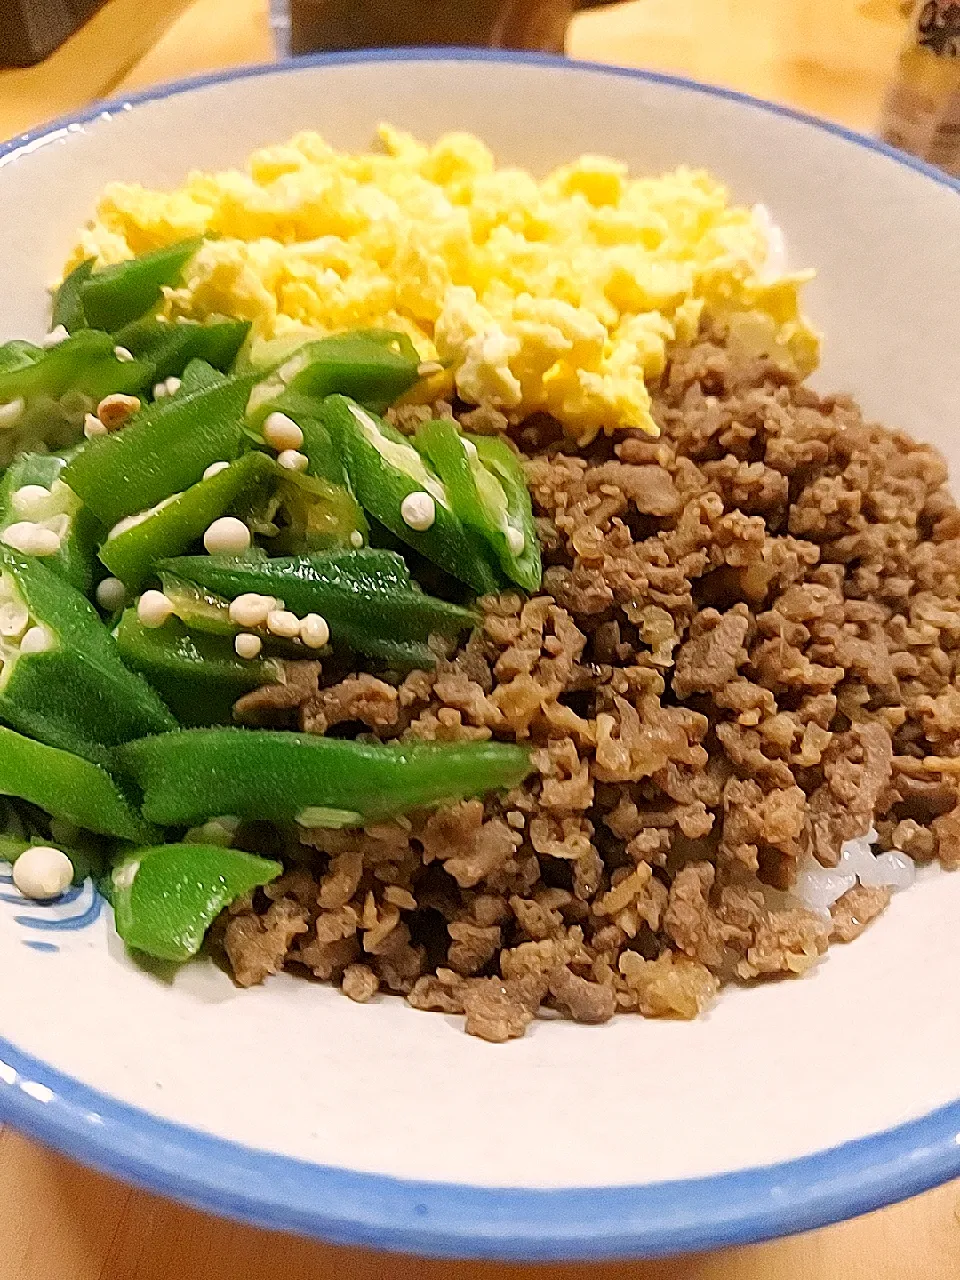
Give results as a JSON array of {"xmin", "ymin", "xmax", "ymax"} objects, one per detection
[{"xmin": 1, "ymin": 51, "xmax": 959, "ymax": 1262}]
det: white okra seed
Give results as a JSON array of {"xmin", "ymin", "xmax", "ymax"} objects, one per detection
[
  {"xmin": 506, "ymin": 527, "xmax": 525, "ymax": 555},
  {"xmin": 299, "ymin": 613, "xmax": 330, "ymax": 649},
  {"xmin": 266, "ymin": 609, "xmax": 301, "ymax": 638},
  {"xmin": 277, "ymin": 449, "xmax": 308, "ymax": 472},
  {"xmin": 203, "ymin": 517, "xmax": 251, "ymax": 555},
  {"xmin": 0, "ymin": 600, "xmax": 29, "ymax": 639},
  {"xmin": 234, "ymin": 633, "xmax": 262, "ymax": 659},
  {"xmin": 11, "ymin": 485, "xmax": 52, "ymax": 518},
  {"xmin": 399, "ymin": 491, "xmax": 436, "ymax": 532},
  {"xmin": 83, "ymin": 413, "xmax": 108, "ymax": 439},
  {"xmin": 263, "ymin": 412, "xmax": 303, "ymax": 452},
  {"xmin": 13, "ymin": 846, "xmax": 73, "ymax": 900},
  {"xmin": 20, "ymin": 624, "xmax": 56, "ymax": 654},
  {"xmin": 137, "ymin": 590, "xmax": 174, "ymax": 629},
  {"xmin": 228, "ymin": 593, "xmax": 274, "ymax": 627},
  {"xmin": 1, "ymin": 522, "xmax": 60, "ymax": 556}
]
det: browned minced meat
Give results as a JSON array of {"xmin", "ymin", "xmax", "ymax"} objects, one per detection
[
  {"xmin": 829, "ymin": 884, "xmax": 893, "ymax": 944},
  {"xmin": 218, "ymin": 331, "xmax": 960, "ymax": 1041}
]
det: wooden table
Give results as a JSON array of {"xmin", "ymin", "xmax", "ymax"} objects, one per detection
[{"xmin": 1, "ymin": 2, "xmax": 959, "ymax": 1277}]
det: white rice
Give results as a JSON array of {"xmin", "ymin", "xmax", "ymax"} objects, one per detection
[{"xmin": 791, "ymin": 828, "xmax": 916, "ymax": 920}]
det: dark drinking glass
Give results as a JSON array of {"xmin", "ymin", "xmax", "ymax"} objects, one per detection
[{"xmin": 288, "ymin": 0, "xmax": 577, "ymax": 57}]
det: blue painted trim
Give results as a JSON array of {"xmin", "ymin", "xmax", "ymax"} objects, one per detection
[
  {"xmin": 0, "ymin": 49, "xmax": 959, "ymax": 1259},
  {"xmin": 0, "ymin": 883, "xmax": 83, "ymax": 908},
  {"xmin": 15, "ymin": 890, "xmax": 101, "ymax": 932},
  {"xmin": 1, "ymin": 1028, "xmax": 959, "ymax": 1261},
  {"xmin": 22, "ymin": 940, "xmax": 58, "ymax": 953}
]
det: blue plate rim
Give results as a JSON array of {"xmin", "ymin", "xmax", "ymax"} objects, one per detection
[{"xmin": 1, "ymin": 48, "xmax": 959, "ymax": 1261}]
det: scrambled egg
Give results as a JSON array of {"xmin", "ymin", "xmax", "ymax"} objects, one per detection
[{"xmin": 66, "ymin": 128, "xmax": 817, "ymax": 439}]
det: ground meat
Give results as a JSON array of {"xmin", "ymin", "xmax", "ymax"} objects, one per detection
[
  {"xmin": 341, "ymin": 963, "xmax": 380, "ymax": 1003},
  {"xmin": 618, "ymin": 951, "xmax": 720, "ymax": 1018},
  {"xmin": 301, "ymin": 674, "xmax": 398, "ymax": 734},
  {"xmin": 233, "ymin": 662, "xmax": 322, "ymax": 726},
  {"xmin": 736, "ymin": 909, "xmax": 829, "ymax": 978},
  {"xmin": 548, "ymin": 965, "xmax": 616, "ymax": 1024},
  {"xmin": 223, "ymin": 899, "xmax": 309, "ymax": 987},
  {"xmin": 830, "ymin": 884, "xmax": 893, "ymax": 943},
  {"xmin": 217, "ymin": 330, "xmax": 960, "ymax": 1039},
  {"xmin": 673, "ymin": 605, "xmax": 751, "ymax": 697},
  {"xmin": 461, "ymin": 978, "xmax": 537, "ymax": 1042}
]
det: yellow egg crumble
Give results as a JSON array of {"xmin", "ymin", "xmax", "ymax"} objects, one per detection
[{"xmin": 65, "ymin": 127, "xmax": 818, "ymax": 440}]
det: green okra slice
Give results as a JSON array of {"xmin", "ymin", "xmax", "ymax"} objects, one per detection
[
  {"xmin": 0, "ymin": 547, "xmax": 176, "ymax": 760},
  {"xmin": 118, "ymin": 728, "xmax": 534, "ymax": 828}
]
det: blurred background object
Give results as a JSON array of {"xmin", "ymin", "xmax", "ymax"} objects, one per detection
[
  {"xmin": 0, "ymin": 2, "xmax": 918, "ymax": 140},
  {"xmin": 272, "ymin": 0, "xmax": 621, "ymax": 58},
  {"xmin": 284, "ymin": 0, "xmax": 574, "ymax": 57},
  {"xmin": 878, "ymin": 0, "xmax": 960, "ymax": 173},
  {"xmin": 0, "ymin": 0, "xmax": 107, "ymax": 67}
]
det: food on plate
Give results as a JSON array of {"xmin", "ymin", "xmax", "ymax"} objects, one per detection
[
  {"xmin": 0, "ymin": 129, "xmax": 955, "ymax": 1041},
  {"xmin": 65, "ymin": 127, "xmax": 818, "ymax": 442}
]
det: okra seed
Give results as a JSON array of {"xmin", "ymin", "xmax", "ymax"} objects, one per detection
[
  {"xmin": 1, "ymin": 522, "xmax": 61, "ymax": 556},
  {"xmin": 113, "ymin": 346, "xmax": 135, "ymax": 363},
  {"xmin": 203, "ymin": 516, "xmax": 251, "ymax": 555},
  {"xmin": 299, "ymin": 613, "xmax": 330, "ymax": 649},
  {"xmin": 400, "ymin": 490, "xmax": 436, "ymax": 532},
  {"xmin": 277, "ymin": 449, "xmax": 308, "ymax": 472},
  {"xmin": 19, "ymin": 624, "xmax": 55, "ymax": 654},
  {"xmin": 462, "ymin": 438, "xmax": 478, "ymax": 458},
  {"xmin": 266, "ymin": 609, "xmax": 301, "ymax": 638},
  {"xmin": 185, "ymin": 817, "xmax": 237, "ymax": 847},
  {"xmin": 108, "ymin": 511, "xmax": 149, "ymax": 540},
  {"xmin": 137, "ymin": 590, "xmax": 174, "ymax": 629},
  {"xmin": 417, "ymin": 360, "xmax": 444, "ymax": 377},
  {"xmin": 96, "ymin": 577, "xmax": 128, "ymax": 612},
  {"xmin": 13, "ymin": 846, "xmax": 74, "ymax": 901},
  {"xmin": 228, "ymin": 593, "xmax": 274, "ymax": 627},
  {"xmin": 234, "ymin": 633, "xmax": 263, "ymax": 659},
  {"xmin": 153, "ymin": 375, "xmax": 183, "ymax": 399},
  {"xmin": 349, "ymin": 530, "xmax": 364, "ymax": 548},
  {"xmin": 11, "ymin": 484, "xmax": 52, "ymax": 518},
  {"xmin": 506, "ymin": 526, "xmax": 525, "ymax": 555},
  {"xmin": 40, "ymin": 324, "xmax": 70, "ymax": 349},
  {"xmin": 0, "ymin": 398, "xmax": 25, "ymax": 429},
  {"xmin": 263, "ymin": 412, "xmax": 304, "ymax": 452},
  {"xmin": 96, "ymin": 393, "xmax": 141, "ymax": 430},
  {"xmin": 202, "ymin": 461, "xmax": 231, "ymax": 480},
  {"xmin": 83, "ymin": 413, "xmax": 108, "ymax": 439},
  {"xmin": 0, "ymin": 600, "xmax": 29, "ymax": 639}
]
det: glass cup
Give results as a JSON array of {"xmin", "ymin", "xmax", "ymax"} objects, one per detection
[{"xmin": 287, "ymin": 0, "xmax": 577, "ymax": 57}]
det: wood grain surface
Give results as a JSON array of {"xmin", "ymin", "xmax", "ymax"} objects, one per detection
[{"xmin": 1, "ymin": 3, "xmax": 958, "ymax": 1277}]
